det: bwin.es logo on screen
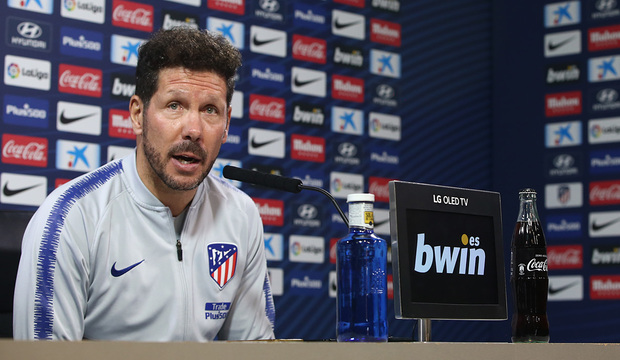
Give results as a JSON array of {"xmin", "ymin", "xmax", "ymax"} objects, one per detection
[{"xmin": 413, "ymin": 233, "xmax": 486, "ymax": 276}]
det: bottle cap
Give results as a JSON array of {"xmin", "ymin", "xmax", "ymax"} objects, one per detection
[
  {"xmin": 519, "ymin": 188, "xmax": 537, "ymax": 195},
  {"xmin": 347, "ymin": 193, "xmax": 375, "ymax": 203}
]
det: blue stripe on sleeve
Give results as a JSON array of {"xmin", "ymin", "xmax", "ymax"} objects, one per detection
[
  {"xmin": 34, "ymin": 161, "xmax": 123, "ymax": 340},
  {"xmin": 263, "ymin": 274, "xmax": 276, "ymax": 332}
]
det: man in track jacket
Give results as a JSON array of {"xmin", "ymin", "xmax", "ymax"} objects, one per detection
[{"xmin": 13, "ymin": 28, "xmax": 275, "ymax": 341}]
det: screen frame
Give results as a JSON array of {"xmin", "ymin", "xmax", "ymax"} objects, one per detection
[{"xmin": 389, "ymin": 180, "xmax": 507, "ymax": 320}]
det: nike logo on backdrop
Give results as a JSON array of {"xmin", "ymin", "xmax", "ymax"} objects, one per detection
[
  {"xmin": 549, "ymin": 281, "xmax": 579, "ymax": 295},
  {"xmin": 252, "ymin": 35, "xmax": 281, "ymax": 47},
  {"xmin": 293, "ymin": 76, "xmax": 321, "ymax": 87},
  {"xmin": 59, "ymin": 110, "xmax": 97, "ymax": 125},
  {"xmin": 591, "ymin": 217, "xmax": 620, "ymax": 231},
  {"xmin": 111, "ymin": 260, "xmax": 144, "ymax": 277},
  {"xmin": 2, "ymin": 182, "xmax": 42, "ymax": 197},
  {"xmin": 250, "ymin": 136, "xmax": 281, "ymax": 149},
  {"xmin": 548, "ymin": 37, "xmax": 575, "ymax": 51},
  {"xmin": 334, "ymin": 18, "xmax": 361, "ymax": 30}
]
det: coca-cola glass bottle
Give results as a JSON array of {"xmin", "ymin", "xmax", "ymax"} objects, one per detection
[{"xmin": 510, "ymin": 188, "xmax": 550, "ymax": 343}]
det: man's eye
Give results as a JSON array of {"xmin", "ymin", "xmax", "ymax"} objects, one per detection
[
  {"xmin": 205, "ymin": 106, "xmax": 217, "ymax": 114},
  {"xmin": 169, "ymin": 103, "xmax": 180, "ymax": 110}
]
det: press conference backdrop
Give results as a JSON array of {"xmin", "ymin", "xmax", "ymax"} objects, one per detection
[
  {"xmin": 4, "ymin": 0, "xmax": 611, "ymax": 343},
  {"xmin": 494, "ymin": 1, "xmax": 620, "ymax": 343}
]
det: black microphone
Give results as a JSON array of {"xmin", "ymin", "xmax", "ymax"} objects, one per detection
[
  {"xmin": 222, "ymin": 165, "xmax": 302, "ymax": 193},
  {"xmin": 223, "ymin": 165, "xmax": 349, "ymax": 227}
]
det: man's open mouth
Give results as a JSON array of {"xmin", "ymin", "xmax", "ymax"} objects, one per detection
[{"xmin": 173, "ymin": 154, "xmax": 200, "ymax": 164}]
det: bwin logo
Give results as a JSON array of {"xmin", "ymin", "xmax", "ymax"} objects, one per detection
[{"xmin": 414, "ymin": 233, "xmax": 486, "ymax": 275}]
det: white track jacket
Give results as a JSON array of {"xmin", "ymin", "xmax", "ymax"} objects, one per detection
[{"xmin": 13, "ymin": 152, "xmax": 275, "ymax": 341}]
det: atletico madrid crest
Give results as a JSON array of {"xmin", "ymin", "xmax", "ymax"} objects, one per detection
[{"xmin": 208, "ymin": 243, "xmax": 238, "ymax": 288}]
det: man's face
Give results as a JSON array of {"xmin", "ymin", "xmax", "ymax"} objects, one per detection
[{"xmin": 132, "ymin": 67, "xmax": 230, "ymax": 193}]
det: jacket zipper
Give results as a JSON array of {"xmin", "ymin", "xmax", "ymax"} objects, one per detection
[{"xmin": 176, "ymin": 239, "xmax": 183, "ymax": 261}]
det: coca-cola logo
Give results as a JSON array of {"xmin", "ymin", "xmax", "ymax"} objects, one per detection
[
  {"xmin": 526, "ymin": 258, "xmax": 548, "ymax": 272},
  {"xmin": 548, "ymin": 245, "xmax": 583, "ymax": 270},
  {"xmin": 112, "ymin": 0, "xmax": 154, "ymax": 32},
  {"xmin": 590, "ymin": 180, "xmax": 620, "ymax": 206},
  {"xmin": 292, "ymin": 35, "xmax": 326, "ymax": 64},
  {"xmin": 368, "ymin": 176, "xmax": 391, "ymax": 202},
  {"xmin": 58, "ymin": 64, "xmax": 102, "ymax": 98},
  {"xmin": 2, "ymin": 134, "xmax": 48, "ymax": 167},
  {"xmin": 249, "ymin": 94, "xmax": 285, "ymax": 123}
]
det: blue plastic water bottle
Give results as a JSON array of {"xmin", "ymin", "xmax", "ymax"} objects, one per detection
[{"xmin": 337, "ymin": 193, "xmax": 388, "ymax": 342}]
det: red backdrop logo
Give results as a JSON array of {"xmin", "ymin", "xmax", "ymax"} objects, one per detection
[
  {"xmin": 292, "ymin": 35, "xmax": 327, "ymax": 64},
  {"xmin": 590, "ymin": 180, "xmax": 620, "ymax": 206},
  {"xmin": 291, "ymin": 134, "xmax": 325, "ymax": 163},
  {"xmin": 109, "ymin": 109, "xmax": 136, "ymax": 139},
  {"xmin": 249, "ymin": 94, "xmax": 285, "ymax": 124},
  {"xmin": 332, "ymin": 74, "xmax": 364, "ymax": 103},
  {"xmin": 547, "ymin": 244, "xmax": 583, "ymax": 270},
  {"xmin": 370, "ymin": 18, "xmax": 402, "ymax": 47},
  {"xmin": 591, "ymin": 275, "xmax": 620, "ymax": 300},
  {"xmin": 58, "ymin": 64, "xmax": 102, "ymax": 98},
  {"xmin": 545, "ymin": 91, "xmax": 582, "ymax": 117},
  {"xmin": 112, "ymin": 0, "xmax": 154, "ymax": 32},
  {"xmin": 208, "ymin": 0, "xmax": 245, "ymax": 15},
  {"xmin": 334, "ymin": 0, "xmax": 364, "ymax": 7},
  {"xmin": 2, "ymin": 134, "xmax": 48, "ymax": 167},
  {"xmin": 589, "ymin": 25, "xmax": 620, "ymax": 52},
  {"xmin": 253, "ymin": 198, "xmax": 284, "ymax": 226},
  {"xmin": 368, "ymin": 176, "xmax": 391, "ymax": 202}
]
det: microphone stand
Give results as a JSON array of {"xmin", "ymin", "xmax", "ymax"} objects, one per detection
[{"xmin": 299, "ymin": 184, "xmax": 349, "ymax": 228}]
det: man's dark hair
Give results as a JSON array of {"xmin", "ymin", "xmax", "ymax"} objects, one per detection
[{"xmin": 135, "ymin": 28, "xmax": 242, "ymax": 107}]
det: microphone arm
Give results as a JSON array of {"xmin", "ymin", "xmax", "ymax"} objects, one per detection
[
  {"xmin": 299, "ymin": 184, "xmax": 349, "ymax": 228},
  {"xmin": 222, "ymin": 165, "xmax": 349, "ymax": 227}
]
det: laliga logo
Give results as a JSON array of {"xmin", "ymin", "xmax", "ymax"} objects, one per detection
[
  {"xmin": 591, "ymin": 124, "xmax": 602, "ymax": 138},
  {"xmin": 414, "ymin": 233, "xmax": 486, "ymax": 275},
  {"xmin": 7, "ymin": 63, "xmax": 20, "ymax": 79},
  {"xmin": 64, "ymin": 0, "xmax": 77, "ymax": 11},
  {"xmin": 291, "ymin": 241, "xmax": 302, "ymax": 256}
]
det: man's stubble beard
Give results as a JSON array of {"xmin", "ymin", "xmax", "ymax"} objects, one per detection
[{"xmin": 141, "ymin": 112, "xmax": 217, "ymax": 191}]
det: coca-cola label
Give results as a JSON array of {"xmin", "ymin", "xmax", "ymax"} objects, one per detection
[
  {"xmin": 512, "ymin": 249, "xmax": 548, "ymax": 278},
  {"xmin": 112, "ymin": 0, "xmax": 154, "ymax": 32},
  {"xmin": 368, "ymin": 176, "xmax": 391, "ymax": 202},
  {"xmin": 547, "ymin": 244, "xmax": 583, "ymax": 270},
  {"xmin": 58, "ymin": 64, "xmax": 102, "ymax": 98},
  {"xmin": 1, "ymin": 133, "xmax": 48, "ymax": 167},
  {"xmin": 249, "ymin": 94, "xmax": 285, "ymax": 123},
  {"xmin": 292, "ymin": 34, "xmax": 326, "ymax": 64},
  {"xmin": 590, "ymin": 179, "xmax": 620, "ymax": 205}
]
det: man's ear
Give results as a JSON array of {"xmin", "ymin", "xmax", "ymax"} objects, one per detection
[
  {"xmin": 222, "ymin": 106, "xmax": 232, "ymax": 143},
  {"xmin": 129, "ymin": 95, "xmax": 144, "ymax": 136}
]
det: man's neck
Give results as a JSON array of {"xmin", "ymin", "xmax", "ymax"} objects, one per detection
[{"xmin": 135, "ymin": 150, "xmax": 197, "ymax": 217}]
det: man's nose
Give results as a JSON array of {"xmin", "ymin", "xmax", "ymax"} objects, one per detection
[{"xmin": 182, "ymin": 111, "xmax": 202, "ymax": 142}]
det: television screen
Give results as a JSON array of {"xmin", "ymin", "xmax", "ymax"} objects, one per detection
[{"xmin": 390, "ymin": 181, "xmax": 507, "ymax": 320}]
